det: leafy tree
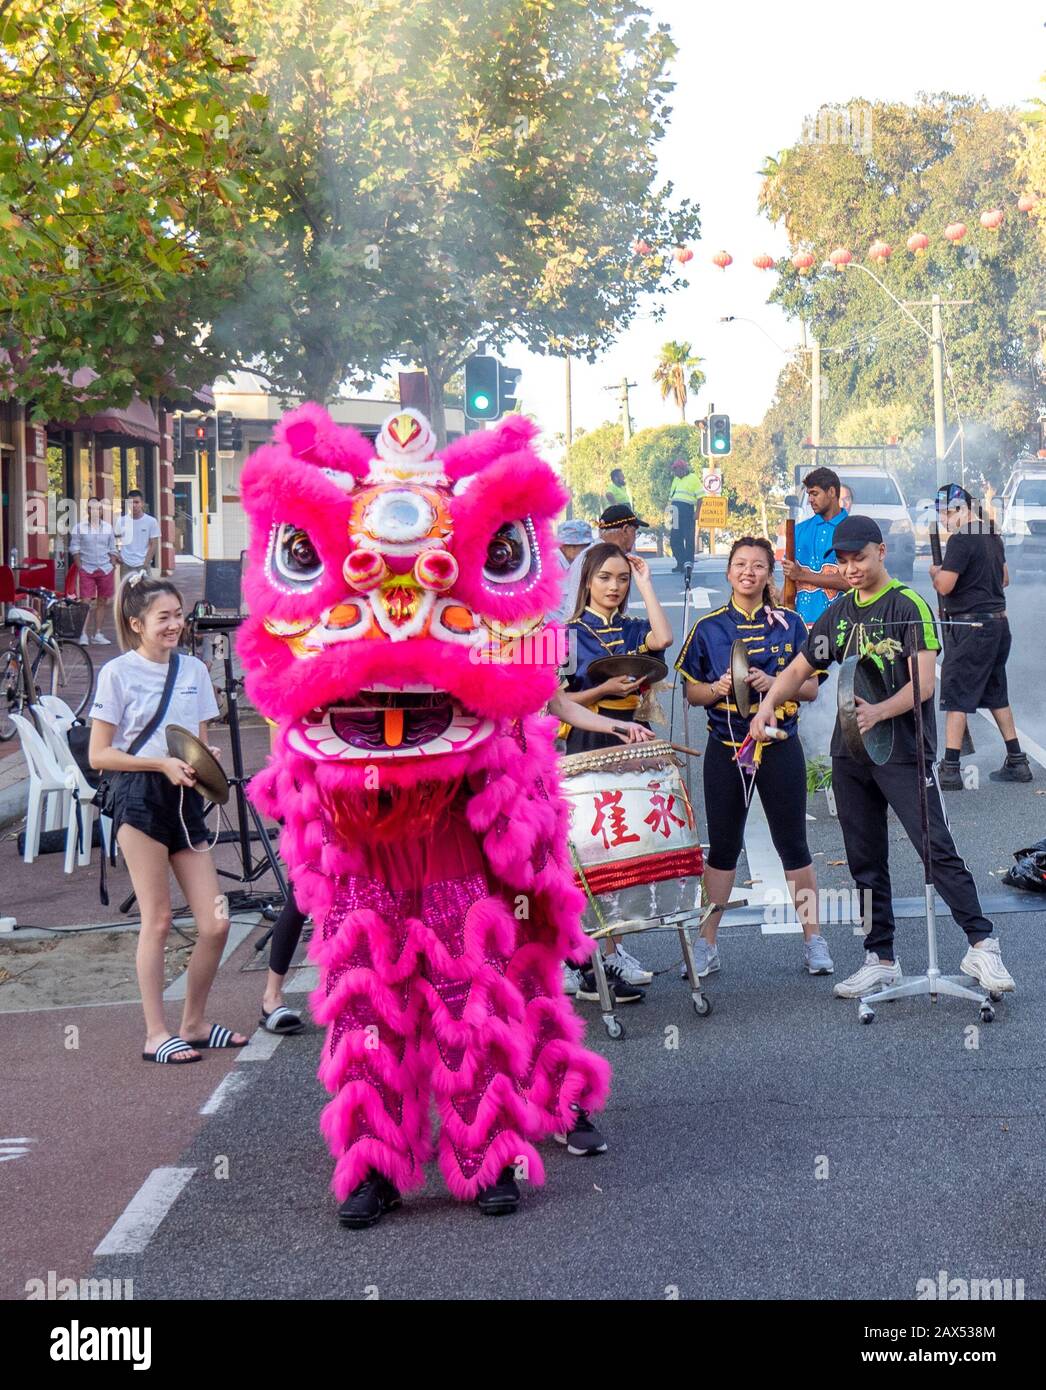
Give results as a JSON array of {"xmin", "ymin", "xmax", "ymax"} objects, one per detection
[
  {"xmin": 721, "ymin": 422, "xmax": 777, "ymax": 536},
  {"xmin": 758, "ymin": 95, "xmax": 1043, "ymax": 482},
  {"xmin": 1015, "ymin": 72, "xmax": 1046, "ymax": 257},
  {"xmin": 621, "ymin": 422, "xmax": 702, "ymax": 532},
  {"xmin": 652, "ymin": 340, "xmax": 704, "ymax": 421},
  {"xmin": 212, "ymin": 0, "xmax": 701, "ymax": 437},
  {"xmin": 0, "ymin": 0, "xmax": 255, "ymax": 418},
  {"xmin": 563, "ymin": 421, "xmax": 623, "ymax": 519}
]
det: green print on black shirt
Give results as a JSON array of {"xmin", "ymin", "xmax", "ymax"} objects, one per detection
[{"xmin": 803, "ymin": 579, "xmax": 941, "ymax": 763}]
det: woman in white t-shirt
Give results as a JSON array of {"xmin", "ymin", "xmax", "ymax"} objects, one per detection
[{"xmin": 89, "ymin": 573, "xmax": 248, "ymax": 1064}]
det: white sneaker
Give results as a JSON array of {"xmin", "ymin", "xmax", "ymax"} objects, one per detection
[
  {"xmin": 77, "ymin": 633, "xmax": 89, "ymax": 646},
  {"xmin": 832, "ymin": 951, "xmax": 901, "ymax": 999},
  {"xmin": 606, "ymin": 947, "xmax": 652, "ymax": 987},
  {"xmin": 960, "ymin": 939, "xmax": 1015, "ymax": 992},
  {"xmin": 682, "ymin": 937, "xmax": 720, "ymax": 980},
  {"xmin": 562, "ymin": 964, "xmax": 582, "ymax": 996},
  {"xmin": 91, "ymin": 632, "xmax": 112, "ymax": 645}
]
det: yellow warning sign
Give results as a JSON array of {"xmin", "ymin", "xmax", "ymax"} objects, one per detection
[{"xmin": 699, "ymin": 495, "xmax": 728, "ymax": 528}]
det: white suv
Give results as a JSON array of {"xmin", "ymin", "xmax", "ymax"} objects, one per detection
[{"xmin": 999, "ymin": 462, "xmax": 1046, "ymax": 581}]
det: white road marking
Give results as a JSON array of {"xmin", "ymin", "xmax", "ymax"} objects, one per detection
[
  {"xmin": 745, "ymin": 797, "xmax": 802, "ymax": 935},
  {"xmin": 237, "ymin": 1026, "xmax": 285, "ymax": 1061},
  {"xmin": 199, "ymin": 1068, "xmax": 253, "ymax": 1116},
  {"xmin": 284, "ymin": 966, "xmax": 318, "ymax": 994},
  {"xmin": 94, "ymin": 1166, "xmax": 195, "ymax": 1256},
  {"xmin": 0, "ymin": 1137, "xmax": 35, "ymax": 1162}
]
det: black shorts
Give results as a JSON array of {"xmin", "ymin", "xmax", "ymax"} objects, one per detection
[
  {"xmin": 939, "ymin": 617, "xmax": 1010, "ymax": 713},
  {"xmin": 111, "ymin": 770, "xmax": 212, "ymax": 854}
]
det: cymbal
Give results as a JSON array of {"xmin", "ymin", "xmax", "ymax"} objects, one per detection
[
  {"xmin": 586, "ymin": 653, "xmax": 668, "ymax": 688},
  {"xmin": 165, "ymin": 724, "xmax": 231, "ymax": 805},
  {"xmin": 837, "ymin": 655, "xmax": 895, "ymax": 766},
  {"xmin": 730, "ymin": 639, "xmax": 754, "ymax": 719}
]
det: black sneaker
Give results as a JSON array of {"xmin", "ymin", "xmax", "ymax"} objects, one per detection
[
  {"xmin": 990, "ymin": 754, "xmax": 1033, "ymax": 783},
  {"xmin": 476, "ymin": 1165, "xmax": 520, "ymax": 1215},
  {"xmin": 337, "ymin": 1172, "xmax": 401, "ymax": 1229},
  {"xmin": 937, "ymin": 760, "xmax": 963, "ymax": 791},
  {"xmin": 554, "ymin": 1105, "xmax": 608, "ymax": 1156},
  {"xmin": 575, "ymin": 958, "xmax": 646, "ymax": 1004}
]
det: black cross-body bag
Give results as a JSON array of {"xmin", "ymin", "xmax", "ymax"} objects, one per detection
[{"xmin": 91, "ymin": 654, "xmax": 180, "ymax": 904}]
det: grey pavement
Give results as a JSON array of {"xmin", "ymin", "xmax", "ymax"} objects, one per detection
[{"xmin": 87, "ymin": 553, "xmax": 1046, "ymax": 1300}]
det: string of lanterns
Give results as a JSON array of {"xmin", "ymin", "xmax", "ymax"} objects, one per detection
[{"xmin": 633, "ymin": 192, "xmax": 1039, "ymax": 272}]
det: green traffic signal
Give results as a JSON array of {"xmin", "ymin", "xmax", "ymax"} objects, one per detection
[{"xmin": 707, "ymin": 412, "xmax": 731, "ymax": 457}]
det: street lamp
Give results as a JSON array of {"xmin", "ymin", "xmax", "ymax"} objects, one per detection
[{"xmin": 823, "ymin": 260, "xmax": 971, "ymax": 487}]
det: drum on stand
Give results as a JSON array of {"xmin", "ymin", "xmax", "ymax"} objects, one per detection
[{"xmin": 557, "ymin": 740, "xmax": 711, "ymax": 1036}]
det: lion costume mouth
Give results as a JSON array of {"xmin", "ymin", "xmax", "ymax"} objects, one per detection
[{"xmin": 285, "ymin": 684, "xmax": 496, "ymax": 761}]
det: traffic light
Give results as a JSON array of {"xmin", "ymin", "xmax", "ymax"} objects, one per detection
[
  {"xmin": 216, "ymin": 410, "xmax": 242, "ymax": 452},
  {"xmin": 172, "ymin": 415, "xmax": 184, "ymax": 460},
  {"xmin": 464, "ymin": 354, "xmax": 500, "ymax": 421},
  {"xmin": 498, "ymin": 364, "xmax": 522, "ymax": 415},
  {"xmin": 707, "ymin": 412, "xmax": 731, "ymax": 458}
]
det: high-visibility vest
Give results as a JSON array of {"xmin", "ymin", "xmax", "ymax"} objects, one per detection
[{"xmin": 669, "ymin": 473, "xmax": 704, "ymax": 506}]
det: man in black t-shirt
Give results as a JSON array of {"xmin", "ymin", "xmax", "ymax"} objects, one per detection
[
  {"xmin": 931, "ymin": 484, "xmax": 1031, "ymax": 789},
  {"xmin": 750, "ymin": 515, "xmax": 1015, "ymax": 1000}
]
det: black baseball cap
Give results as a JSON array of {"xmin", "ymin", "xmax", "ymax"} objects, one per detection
[
  {"xmin": 599, "ymin": 504, "xmax": 649, "ymax": 529},
  {"xmin": 937, "ymin": 483, "xmax": 972, "ymax": 511},
  {"xmin": 833, "ymin": 514, "xmax": 883, "ymax": 552}
]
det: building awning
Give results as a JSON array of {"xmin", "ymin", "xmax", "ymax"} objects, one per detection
[{"xmin": 54, "ymin": 367, "xmax": 162, "ymax": 446}]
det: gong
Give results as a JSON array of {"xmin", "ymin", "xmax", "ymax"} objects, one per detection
[
  {"xmin": 165, "ymin": 724, "xmax": 231, "ymax": 805},
  {"xmin": 837, "ymin": 655, "xmax": 895, "ymax": 766},
  {"xmin": 586, "ymin": 653, "xmax": 668, "ymax": 689},
  {"xmin": 730, "ymin": 639, "xmax": 754, "ymax": 719}
]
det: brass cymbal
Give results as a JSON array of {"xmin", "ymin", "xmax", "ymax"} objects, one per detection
[
  {"xmin": 837, "ymin": 655, "xmax": 895, "ymax": 766},
  {"xmin": 730, "ymin": 639, "xmax": 753, "ymax": 719},
  {"xmin": 586, "ymin": 653, "xmax": 668, "ymax": 688},
  {"xmin": 165, "ymin": 724, "xmax": 231, "ymax": 805}
]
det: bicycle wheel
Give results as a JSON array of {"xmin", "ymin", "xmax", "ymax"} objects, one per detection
[
  {"xmin": 0, "ymin": 646, "xmax": 20, "ymax": 741},
  {"xmin": 49, "ymin": 641, "xmax": 95, "ymax": 717}
]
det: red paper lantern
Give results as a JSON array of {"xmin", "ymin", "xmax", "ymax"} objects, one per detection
[
  {"xmin": 1018, "ymin": 193, "xmax": 1039, "ymax": 214},
  {"xmin": 791, "ymin": 251, "xmax": 815, "ymax": 274},
  {"xmin": 868, "ymin": 240, "xmax": 892, "ymax": 262},
  {"xmin": 633, "ymin": 239, "xmax": 652, "ymax": 256},
  {"xmin": 752, "ymin": 253, "xmax": 775, "ymax": 270},
  {"xmin": 944, "ymin": 222, "xmax": 967, "ymax": 243},
  {"xmin": 829, "ymin": 246, "xmax": 853, "ymax": 270},
  {"xmin": 674, "ymin": 246, "xmax": 694, "ymax": 264},
  {"xmin": 712, "ymin": 250, "xmax": 733, "ymax": 269},
  {"xmin": 906, "ymin": 231, "xmax": 929, "ymax": 254},
  {"xmin": 979, "ymin": 208, "xmax": 1004, "ymax": 230}
]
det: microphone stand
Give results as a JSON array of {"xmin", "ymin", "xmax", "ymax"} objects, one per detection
[{"xmin": 856, "ymin": 622, "xmax": 996, "ymax": 1025}]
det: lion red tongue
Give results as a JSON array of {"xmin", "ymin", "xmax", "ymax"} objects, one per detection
[{"xmin": 384, "ymin": 708, "xmax": 404, "ymax": 747}]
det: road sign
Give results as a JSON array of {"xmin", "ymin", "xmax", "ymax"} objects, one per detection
[
  {"xmin": 699, "ymin": 495, "xmax": 728, "ymax": 528},
  {"xmin": 703, "ymin": 470, "xmax": 723, "ymax": 495}
]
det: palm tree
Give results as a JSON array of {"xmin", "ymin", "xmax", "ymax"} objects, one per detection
[{"xmin": 653, "ymin": 341, "xmax": 704, "ymax": 422}]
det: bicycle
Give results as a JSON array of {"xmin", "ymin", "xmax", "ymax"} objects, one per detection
[{"xmin": 0, "ymin": 587, "xmax": 96, "ymax": 741}]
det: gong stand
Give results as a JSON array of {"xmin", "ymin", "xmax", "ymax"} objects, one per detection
[{"xmin": 855, "ymin": 621, "xmax": 990, "ymax": 1024}]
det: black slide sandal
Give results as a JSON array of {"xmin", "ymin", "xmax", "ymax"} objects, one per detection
[
  {"xmin": 187, "ymin": 1024, "xmax": 249, "ymax": 1050},
  {"xmin": 142, "ymin": 1036, "xmax": 201, "ymax": 1064},
  {"xmin": 260, "ymin": 1005, "xmax": 305, "ymax": 1035}
]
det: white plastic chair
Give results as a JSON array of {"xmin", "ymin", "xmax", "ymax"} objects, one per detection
[
  {"xmin": 37, "ymin": 694, "xmax": 77, "ymax": 733},
  {"xmin": 10, "ymin": 712, "xmax": 76, "ymax": 864},
  {"xmin": 31, "ymin": 704, "xmax": 114, "ymax": 871}
]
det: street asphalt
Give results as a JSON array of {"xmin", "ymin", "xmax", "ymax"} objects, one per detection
[{"xmin": 85, "ymin": 554, "xmax": 1046, "ymax": 1300}]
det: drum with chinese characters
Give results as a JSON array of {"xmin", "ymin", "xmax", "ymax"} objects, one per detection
[{"xmin": 558, "ymin": 741, "xmax": 704, "ymax": 929}]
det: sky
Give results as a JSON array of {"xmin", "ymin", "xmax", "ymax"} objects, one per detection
[{"xmin": 490, "ymin": 0, "xmax": 1045, "ymax": 453}]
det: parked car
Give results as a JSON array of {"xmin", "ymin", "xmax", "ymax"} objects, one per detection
[{"xmin": 998, "ymin": 461, "xmax": 1046, "ymax": 581}]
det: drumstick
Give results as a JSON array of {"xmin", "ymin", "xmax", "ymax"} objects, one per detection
[{"xmin": 610, "ymin": 724, "xmax": 703, "ymax": 759}]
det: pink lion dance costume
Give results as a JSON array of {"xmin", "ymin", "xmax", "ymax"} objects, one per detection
[{"xmin": 239, "ymin": 404, "xmax": 611, "ymax": 1208}]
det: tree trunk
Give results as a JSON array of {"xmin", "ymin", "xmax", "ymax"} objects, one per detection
[{"xmin": 420, "ymin": 350, "xmax": 450, "ymax": 446}]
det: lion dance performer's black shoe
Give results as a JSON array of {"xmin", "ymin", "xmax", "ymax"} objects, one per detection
[
  {"xmin": 338, "ymin": 1172, "xmax": 402, "ymax": 1229},
  {"xmin": 475, "ymin": 1166, "xmax": 520, "ymax": 1216}
]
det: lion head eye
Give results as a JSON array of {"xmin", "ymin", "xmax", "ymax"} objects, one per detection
[
  {"xmin": 483, "ymin": 521, "xmax": 533, "ymax": 585},
  {"xmin": 271, "ymin": 524, "xmax": 324, "ymax": 587}
]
